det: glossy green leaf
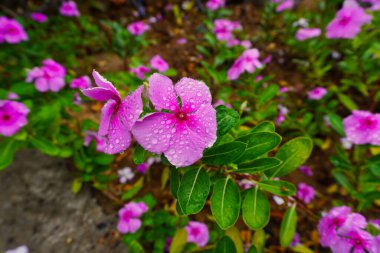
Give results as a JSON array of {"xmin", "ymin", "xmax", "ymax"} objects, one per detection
[
  {"xmin": 225, "ymin": 227, "xmax": 244, "ymax": 253},
  {"xmin": 242, "ymin": 187, "xmax": 270, "ymax": 230},
  {"xmin": 280, "ymin": 204, "xmax": 297, "ymax": 247},
  {"xmin": 257, "ymin": 84, "xmax": 279, "ymax": 106},
  {"xmin": 0, "ymin": 139, "xmax": 19, "ymax": 170},
  {"xmin": 251, "ymin": 121, "xmax": 275, "ymax": 133},
  {"xmin": 266, "ymin": 137, "xmax": 313, "ymax": 178},
  {"xmin": 214, "ymin": 236, "xmax": 237, "ymax": 253},
  {"xmin": 169, "ymin": 228, "xmax": 187, "ymax": 253},
  {"xmin": 216, "ymin": 105, "xmax": 240, "ymax": 137},
  {"xmin": 211, "ymin": 177, "xmax": 241, "ymax": 229},
  {"xmin": 203, "ymin": 141, "xmax": 247, "ymax": 166},
  {"xmin": 177, "ymin": 167, "xmax": 210, "ymax": 214},
  {"xmin": 129, "ymin": 240, "xmax": 145, "ymax": 253},
  {"xmin": 328, "ymin": 113, "xmax": 345, "ymax": 136},
  {"xmin": 133, "ymin": 145, "xmax": 147, "ymax": 164},
  {"xmin": 170, "ymin": 168, "xmax": 180, "ymax": 198},
  {"xmin": 234, "ymin": 132, "xmax": 281, "ymax": 164},
  {"xmin": 30, "ymin": 136, "xmax": 60, "ymax": 156},
  {"xmin": 338, "ymin": 93, "xmax": 358, "ymax": 111},
  {"xmin": 258, "ymin": 180, "xmax": 296, "ymax": 197},
  {"xmin": 237, "ymin": 158, "xmax": 282, "ymax": 174}
]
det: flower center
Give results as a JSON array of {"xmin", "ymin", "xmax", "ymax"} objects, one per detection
[
  {"xmin": 363, "ymin": 116, "xmax": 377, "ymax": 129},
  {"xmin": 191, "ymin": 228, "xmax": 201, "ymax": 237},
  {"xmin": 176, "ymin": 111, "xmax": 187, "ymax": 121},
  {"xmin": 1, "ymin": 114, "xmax": 11, "ymax": 122},
  {"xmin": 122, "ymin": 210, "xmax": 133, "ymax": 221},
  {"xmin": 339, "ymin": 16, "xmax": 351, "ymax": 26}
]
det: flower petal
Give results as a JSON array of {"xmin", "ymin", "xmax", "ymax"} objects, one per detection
[
  {"xmin": 35, "ymin": 78, "xmax": 49, "ymax": 92},
  {"xmin": 92, "ymin": 70, "xmax": 120, "ymax": 98},
  {"xmin": 148, "ymin": 73, "xmax": 179, "ymax": 112},
  {"xmin": 132, "ymin": 112, "xmax": 176, "ymax": 154},
  {"xmin": 104, "ymin": 113, "xmax": 132, "ymax": 154},
  {"xmin": 118, "ymin": 86, "xmax": 143, "ymax": 130},
  {"xmin": 81, "ymin": 87, "xmax": 121, "ymax": 102},
  {"xmin": 99, "ymin": 100, "xmax": 117, "ymax": 136},
  {"xmin": 175, "ymin": 77, "xmax": 212, "ymax": 113}
]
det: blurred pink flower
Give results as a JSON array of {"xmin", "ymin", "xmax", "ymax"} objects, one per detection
[
  {"xmin": 299, "ymin": 165, "xmax": 313, "ymax": 176},
  {"xmin": 26, "ymin": 59, "xmax": 66, "ymax": 92},
  {"xmin": 59, "ymin": 1, "xmax": 80, "ymax": 17},
  {"xmin": 117, "ymin": 202, "xmax": 148, "ymax": 234},
  {"xmin": 30, "ymin": 13, "xmax": 47, "ymax": 23},
  {"xmin": 307, "ymin": 87, "xmax": 327, "ymax": 100},
  {"xmin": 0, "ymin": 17, "xmax": 28, "ymax": 44},
  {"xmin": 0, "ymin": 100, "xmax": 29, "ymax": 137},
  {"xmin": 84, "ymin": 130, "xmax": 106, "ymax": 152},
  {"xmin": 150, "ymin": 55, "xmax": 169, "ymax": 72},
  {"xmin": 70, "ymin": 75, "xmax": 92, "ymax": 89},
  {"xmin": 296, "ymin": 28, "xmax": 321, "ymax": 41},
  {"xmin": 206, "ymin": 0, "xmax": 225, "ymax": 10},
  {"xmin": 176, "ymin": 37, "xmax": 187, "ymax": 44},
  {"xmin": 343, "ymin": 110, "xmax": 380, "ymax": 145},
  {"xmin": 185, "ymin": 221, "xmax": 209, "ymax": 247},
  {"xmin": 213, "ymin": 19, "xmax": 242, "ymax": 42},
  {"xmin": 296, "ymin": 183, "xmax": 315, "ymax": 204},
  {"xmin": 240, "ymin": 40, "xmax": 252, "ymax": 49},
  {"xmin": 326, "ymin": 6, "xmax": 372, "ymax": 39},
  {"xmin": 228, "ymin": 49, "xmax": 262, "ymax": 80},
  {"xmin": 130, "ymin": 65, "xmax": 150, "ymax": 80},
  {"xmin": 213, "ymin": 99, "xmax": 232, "ymax": 108},
  {"xmin": 127, "ymin": 21, "xmax": 150, "ymax": 36},
  {"xmin": 7, "ymin": 92, "xmax": 19, "ymax": 100},
  {"xmin": 275, "ymin": 0, "xmax": 295, "ymax": 12}
]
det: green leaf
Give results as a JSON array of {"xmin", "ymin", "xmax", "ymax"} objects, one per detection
[
  {"xmin": 292, "ymin": 245, "xmax": 314, "ymax": 253},
  {"xmin": 242, "ymin": 187, "xmax": 270, "ymax": 230},
  {"xmin": 93, "ymin": 154, "xmax": 114, "ymax": 165},
  {"xmin": 258, "ymin": 180, "xmax": 296, "ymax": 197},
  {"xmin": 214, "ymin": 236, "xmax": 237, "ymax": 253},
  {"xmin": 30, "ymin": 136, "xmax": 60, "ymax": 156},
  {"xmin": 251, "ymin": 121, "xmax": 275, "ymax": 133},
  {"xmin": 177, "ymin": 167, "xmax": 210, "ymax": 214},
  {"xmin": 71, "ymin": 178, "xmax": 83, "ymax": 193},
  {"xmin": 169, "ymin": 228, "xmax": 187, "ymax": 253},
  {"xmin": 0, "ymin": 138, "xmax": 19, "ymax": 170},
  {"xmin": 234, "ymin": 132, "xmax": 281, "ymax": 163},
  {"xmin": 328, "ymin": 113, "xmax": 345, "ymax": 136},
  {"xmin": 203, "ymin": 141, "xmax": 247, "ymax": 166},
  {"xmin": 266, "ymin": 137, "xmax": 313, "ymax": 178},
  {"xmin": 211, "ymin": 177, "xmax": 241, "ymax": 230},
  {"xmin": 225, "ymin": 227, "xmax": 244, "ymax": 253},
  {"xmin": 337, "ymin": 93, "xmax": 358, "ymax": 111},
  {"xmin": 257, "ymin": 85, "xmax": 279, "ymax": 106},
  {"xmin": 133, "ymin": 145, "xmax": 147, "ymax": 164},
  {"xmin": 237, "ymin": 158, "xmax": 282, "ymax": 174},
  {"xmin": 170, "ymin": 168, "xmax": 180, "ymax": 198},
  {"xmin": 216, "ymin": 105, "xmax": 240, "ymax": 137},
  {"xmin": 122, "ymin": 178, "xmax": 144, "ymax": 201},
  {"xmin": 246, "ymin": 246, "xmax": 258, "ymax": 253},
  {"xmin": 129, "ymin": 240, "xmax": 145, "ymax": 253},
  {"xmin": 280, "ymin": 204, "xmax": 297, "ymax": 247},
  {"xmin": 332, "ymin": 170, "xmax": 357, "ymax": 196}
]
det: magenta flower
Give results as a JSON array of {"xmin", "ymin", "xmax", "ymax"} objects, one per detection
[
  {"xmin": 276, "ymin": 104, "xmax": 288, "ymax": 126},
  {"xmin": 228, "ymin": 49, "xmax": 263, "ymax": 80},
  {"xmin": 307, "ymin": 87, "xmax": 327, "ymax": 100},
  {"xmin": 318, "ymin": 206, "xmax": 351, "ymax": 247},
  {"xmin": 7, "ymin": 92, "xmax": 19, "ymax": 100},
  {"xmin": 177, "ymin": 38, "xmax": 187, "ymax": 44},
  {"xmin": 240, "ymin": 40, "xmax": 252, "ymax": 49},
  {"xmin": 150, "ymin": 55, "xmax": 169, "ymax": 72},
  {"xmin": 296, "ymin": 183, "xmax": 315, "ymax": 204},
  {"xmin": 26, "ymin": 59, "xmax": 66, "ymax": 92},
  {"xmin": 291, "ymin": 233, "xmax": 301, "ymax": 247},
  {"xmin": 84, "ymin": 130, "xmax": 106, "ymax": 152},
  {"xmin": 130, "ymin": 65, "xmax": 150, "ymax": 80},
  {"xmin": 326, "ymin": 6, "xmax": 372, "ymax": 39},
  {"xmin": 0, "ymin": 17, "xmax": 28, "ymax": 44},
  {"xmin": 127, "ymin": 21, "xmax": 150, "ymax": 36},
  {"xmin": 296, "ymin": 28, "xmax": 321, "ymax": 41},
  {"xmin": 59, "ymin": 1, "xmax": 80, "ymax": 17},
  {"xmin": 117, "ymin": 202, "xmax": 148, "ymax": 234},
  {"xmin": 213, "ymin": 19, "xmax": 242, "ymax": 42},
  {"xmin": 343, "ymin": 110, "xmax": 380, "ymax": 145},
  {"xmin": 0, "ymin": 100, "xmax": 29, "ymax": 137},
  {"xmin": 81, "ymin": 70, "xmax": 143, "ymax": 154},
  {"xmin": 275, "ymin": 0, "xmax": 295, "ymax": 12},
  {"xmin": 70, "ymin": 75, "xmax": 92, "ymax": 89},
  {"xmin": 206, "ymin": 0, "xmax": 225, "ymax": 11},
  {"xmin": 363, "ymin": 0, "xmax": 380, "ymax": 10},
  {"xmin": 132, "ymin": 74, "xmax": 217, "ymax": 168},
  {"xmin": 331, "ymin": 229, "xmax": 377, "ymax": 253},
  {"xmin": 213, "ymin": 99, "xmax": 232, "ymax": 108},
  {"xmin": 279, "ymin": 87, "xmax": 289, "ymax": 93},
  {"xmin": 185, "ymin": 221, "xmax": 209, "ymax": 247},
  {"xmin": 299, "ymin": 165, "xmax": 313, "ymax": 176},
  {"xmin": 30, "ymin": 13, "xmax": 47, "ymax": 23},
  {"xmin": 136, "ymin": 157, "xmax": 159, "ymax": 174}
]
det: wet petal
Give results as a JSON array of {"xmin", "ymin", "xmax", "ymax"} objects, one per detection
[
  {"xmin": 132, "ymin": 112, "xmax": 176, "ymax": 154},
  {"xmin": 175, "ymin": 77, "xmax": 212, "ymax": 113},
  {"xmin": 148, "ymin": 73, "xmax": 178, "ymax": 112},
  {"xmin": 49, "ymin": 77, "xmax": 65, "ymax": 92},
  {"xmin": 92, "ymin": 70, "xmax": 120, "ymax": 98},
  {"xmin": 104, "ymin": 113, "xmax": 132, "ymax": 154},
  {"xmin": 119, "ymin": 86, "xmax": 143, "ymax": 130},
  {"xmin": 99, "ymin": 100, "xmax": 117, "ymax": 136},
  {"xmin": 81, "ymin": 87, "xmax": 121, "ymax": 102},
  {"xmin": 186, "ymin": 104, "xmax": 217, "ymax": 148},
  {"xmin": 35, "ymin": 78, "xmax": 49, "ymax": 92}
]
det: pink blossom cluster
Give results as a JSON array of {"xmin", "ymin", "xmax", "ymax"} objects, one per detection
[
  {"xmin": 130, "ymin": 55, "xmax": 169, "ymax": 79},
  {"xmin": 81, "ymin": 71, "xmax": 217, "ymax": 168},
  {"xmin": 307, "ymin": 87, "xmax": 327, "ymax": 100},
  {"xmin": 59, "ymin": 1, "xmax": 80, "ymax": 17},
  {"xmin": 228, "ymin": 49, "xmax": 263, "ymax": 80},
  {"xmin": 30, "ymin": 13, "xmax": 48, "ymax": 23},
  {"xmin": 117, "ymin": 202, "xmax": 148, "ymax": 234},
  {"xmin": 206, "ymin": 0, "xmax": 225, "ymax": 11},
  {"xmin": 26, "ymin": 59, "xmax": 66, "ymax": 92},
  {"xmin": 127, "ymin": 21, "xmax": 150, "ymax": 36},
  {"xmin": 276, "ymin": 104, "xmax": 288, "ymax": 125},
  {"xmin": 213, "ymin": 19, "xmax": 242, "ymax": 44},
  {"xmin": 70, "ymin": 75, "xmax": 92, "ymax": 89},
  {"xmin": 295, "ymin": 28, "xmax": 321, "ymax": 41},
  {"xmin": 272, "ymin": 0, "xmax": 295, "ymax": 12},
  {"xmin": 0, "ymin": 100, "xmax": 29, "ymax": 137},
  {"xmin": 185, "ymin": 221, "xmax": 209, "ymax": 247},
  {"xmin": 318, "ymin": 206, "xmax": 380, "ymax": 252},
  {"xmin": 0, "ymin": 17, "xmax": 28, "ymax": 44},
  {"xmin": 343, "ymin": 110, "xmax": 380, "ymax": 146},
  {"xmin": 296, "ymin": 182, "xmax": 315, "ymax": 204},
  {"xmin": 84, "ymin": 130, "xmax": 106, "ymax": 152}
]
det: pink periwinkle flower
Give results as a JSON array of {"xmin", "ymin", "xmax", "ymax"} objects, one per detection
[
  {"xmin": 177, "ymin": 37, "xmax": 187, "ymax": 44},
  {"xmin": 0, "ymin": 100, "xmax": 29, "ymax": 137},
  {"xmin": 7, "ymin": 92, "xmax": 19, "ymax": 100},
  {"xmin": 228, "ymin": 49, "xmax": 263, "ymax": 80},
  {"xmin": 5, "ymin": 246, "xmax": 28, "ymax": 253},
  {"xmin": 275, "ymin": 0, "xmax": 295, "ymax": 12},
  {"xmin": 132, "ymin": 74, "xmax": 217, "ymax": 167},
  {"xmin": 130, "ymin": 65, "xmax": 150, "ymax": 80},
  {"xmin": 73, "ymin": 92, "xmax": 82, "ymax": 105},
  {"xmin": 213, "ymin": 19, "xmax": 242, "ymax": 42},
  {"xmin": 299, "ymin": 165, "xmax": 313, "ymax": 176},
  {"xmin": 84, "ymin": 130, "xmax": 106, "ymax": 152},
  {"xmin": 326, "ymin": 6, "xmax": 372, "ymax": 39},
  {"xmin": 206, "ymin": 0, "xmax": 225, "ymax": 11},
  {"xmin": 279, "ymin": 87, "xmax": 289, "ymax": 93},
  {"xmin": 296, "ymin": 28, "xmax": 321, "ymax": 41},
  {"xmin": 81, "ymin": 70, "xmax": 143, "ymax": 154},
  {"xmin": 59, "ymin": 1, "xmax": 80, "ymax": 17},
  {"xmin": 296, "ymin": 183, "xmax": 315, "ymax": 204},
  {"xmin": 331, "ymin": 229, "xmax": 377, "ymax": 253},
  {"xmin": 213, "ymin": 99, "xmax": 232, "ymax": 108},
  {"xmin": 307, "ymin": 87, "xmax": 327, "ymax": 100},
  {"xmin": 226, "ymin": 38, "xmax": 240, "ymax": 47},
  {"xmin": 241, "ymin": 40, "xmax": 252, "ymax": 49},
  {"xmin": 165, "ymin": 237, "xmax": 172, "ymax": 252},
  {"xmin": 127, "ymin": 21, "xmax": 150, "ymax": 36},
  {"xmin": 70, "ymin": 75, "xmax": 91, "ymax": 89},
  {"xmin": 136, "ymin": 157, "xmax": 160, "ymax": 174},
  {"xmin": 363, "ymin": 0, "xmax": 380, "ymax": 10},
  {"xmin": 318, "ymin": 206, "xmax": 352, "ymax": 247},
  {"xmin": 291, "ymin": 233, "xmax": 301, "ymax": 247},
  {"xmin": 0, "ymin": 17, "xmax": 28, "ymax": 44},
  {"xmin": 343, "ymin": 110, "xmax": 380, "ymax": 145},
  {"xmin": 238, "ymin": 179, "xmax": 256, "ymax": 189},
  {"xmin": 276, "ymin": 104, "xmax": 288, "ymax": 125},
  {"xmin": 30, "ymin": 13, "xmax": 47, "ymax": 23},
  {"xmin": 26, "ymin": 59, "xmax": 66, "ymax": 92},
  {"xmin": 185, "ymin": 221, "xmax": 209, "ymax": 247},
  {"xmin": 117, "ymin": 202, "xmax": 148, "ymax": 234},
  {"xmin": 150, "ymin": 55, "xmax": 169, "ymax": 72}
]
